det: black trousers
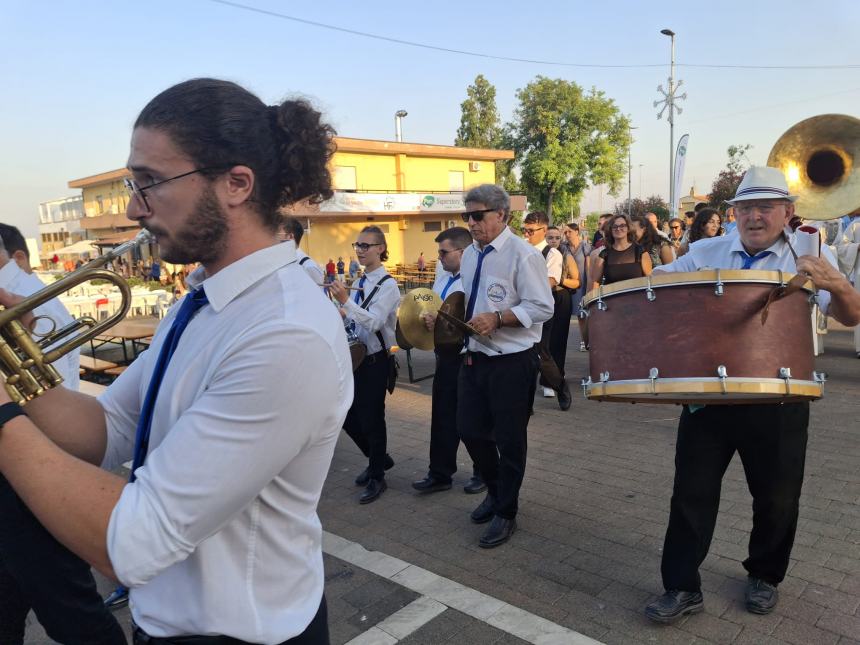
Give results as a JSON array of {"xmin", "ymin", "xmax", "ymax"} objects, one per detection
[
  {"xmin": 133, "ymin": 595, "xmax": 328, "ymax": 644},
  {"xmin": 548, "ymin": 289, "xmax": 572, "ymax": 379},
  {"xmin": 661, "ymin": 403, "xmax": 809, "ymax": 592},
  {"xmin": 343, "ymin": 350, "xmax": 390, "ymax": 480},
  {"xmin": 428, "ymin": 352, "xmax": 478, "ymax": 482},
  {"xmin": 0, "ymin": 475, "xmax": 126, "ymax": 645},
  {"xmin": 457, "ymin": 349, "xmax": 539, "ymax": 519}
]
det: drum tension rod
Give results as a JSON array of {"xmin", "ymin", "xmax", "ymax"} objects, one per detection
[
  {"xmin": 717, "ymin": 365, "xmax": 728, "ymax": 395},
  {"xmin": 580, "ymin": 376, "xmax": 592, "ymax": 398},
  {"xmin": 648, "ymin": 367, "xmax": 659, "ymax": 395},
  {"xmin": 645, "ymin": 276, "xmax": 656, "ymax": 302},
  {"xmin": 779, "ymin": 367, "xmax": 792, "ymax": 396},
  {"xmin": 596, "ymin": 285, "xmax": 607, "ymax": 311},
  {"xmin": 714, "ymin": 269, "xmax": 724, "ymax": 297},
  {"xmin": 813, "ymin": 371, "xmax": 827, "ymax": 384}
]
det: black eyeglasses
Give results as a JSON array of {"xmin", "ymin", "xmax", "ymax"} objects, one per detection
[
  {"xmin": 438, "ymin": 248, "xmax": 464, "ymax": 257},
  {"xmin": 352, "ymin": 242, "xmax": 382, "ymax": 252},
  {"xmin": 124, "ymin": 165, "xmax": 234, "ymax": 213},
  {"xmin": 461, "ymin": 208, "xmax": 496, "ymax": 222}
]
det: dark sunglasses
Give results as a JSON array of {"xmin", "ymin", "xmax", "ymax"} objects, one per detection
[{"xmin": 461, "ymin": 208, "xmax": 496, "ymax": 222}]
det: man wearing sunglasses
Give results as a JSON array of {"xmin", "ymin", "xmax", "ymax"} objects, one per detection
[
  {"xmin": 412, "ymin": 226, "xmax": 485, "ymax": 497},
  {"xmin": 456, "ymin": 185, "xmax": 554, "ymax": 548}
]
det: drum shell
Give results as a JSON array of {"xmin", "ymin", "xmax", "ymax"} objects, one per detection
[{"xmin": 585, "ymin": 274, "xmax": 815, "ymax": 385}]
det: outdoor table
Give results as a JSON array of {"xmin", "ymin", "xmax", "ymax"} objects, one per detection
[{"xmin": 91, "ymin": 318, "xmax": 160, "ymax": 363}]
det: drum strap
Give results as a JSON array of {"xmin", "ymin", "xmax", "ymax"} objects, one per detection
[
  {"xmin": 360, "ymin": 274, "xmax": 394, "ymax": 351},
  {"xmin": 299, "ymin": 256, "xmax": 310, "ymax": 266}
]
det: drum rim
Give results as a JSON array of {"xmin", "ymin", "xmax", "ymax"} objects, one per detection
[
  {"xmin": 584, "ymin": 376, "xmax": 822, "ymax": 400},
  {"xmin": 582, "ymin": 270, "xmax": 814, "ymax": 307}
]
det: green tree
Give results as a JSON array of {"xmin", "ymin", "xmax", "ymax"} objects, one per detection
[
  {"xmin": 644, "ymin": 195, "xmax": 670, "ymax": 222},
  {"xmin": 454, "ymin": 74, "xmax": 516, "ymax": 189},
  {"xmin": 506, "ymin": 76, "xmax": 631, "ymax": 222},
  {"xmin": 709, "ymin": 144, "xmax": 753, "ymax": 209}
]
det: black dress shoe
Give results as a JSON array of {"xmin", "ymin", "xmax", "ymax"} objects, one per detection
[
  {"xmin": 644, "ymin": 590, "xmax": 704, "ymax": 624},
  {"xmin": 359, "ymin": 478, "xmax": 387, "ymax": 504},
  {"xmin": 557, "ymin": 380, "xmax": 572, "ymax": 411},
  {"xmin": 745, "ymin": 577, "xmax": 778, "ymax": 614},
  {"xmin": 103, "ymin": 587, "xmax": 129, "ymax": 611},
  {"xmin": 470, "ymin": 494, "xmax": 496, "ymax": 524},
  {"xmin": 355, "ymin": 454, "xmax": 395, "ymax": 486},
  {"xmin": 411, "ymin": 476, "xmax": 452, "ymax": 493},
  {"xmin": 478, "ymin": 516, "xmax": 516, "ymax": 548},
  {"xmin": 463, "ymin": 475, "xmax": 487, "ymax": 495}
]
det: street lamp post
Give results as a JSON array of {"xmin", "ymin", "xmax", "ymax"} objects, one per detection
[
  {"xmin": 394, "ymin": 110, "xmax": 408, "ymax": 142},
  {"xmin": 639, "ymin": 164, "xmax": 644, "ymax": 199},
  {"xmin": 627, "ymin": 125, "xmax": 638, "ymax": 215},
  {"xmin": 654, "ymin": 29, "xmax": 686, "ymax": 217}
]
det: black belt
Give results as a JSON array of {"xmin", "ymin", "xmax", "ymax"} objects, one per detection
[
  {"xmin": 362, "ymin": 349, "xmax": 388, "ymax": 364},
  {"xmin": 133, "ymin": 625, "xmax": 246, "ymax": 645}
]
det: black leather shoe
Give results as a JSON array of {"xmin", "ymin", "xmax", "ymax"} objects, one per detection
[
  {"xmin": 745, "ymin": 577, "xmax": 778, "ymax": 614},
  {"xmin": 470, "ymin": 494, "xmax": 496, "ymax": 524},
  {"xmin": 412, "ymin": 476, "xmax": 452, "ymax": 493},
  {"xmin": 463, "ymin": 475, "xmax": 487, "ymax": 495},
  {"xmin": 557, "ymin": 380, "xmax": 572, "ymax": 411},
  {"xmin": 644, "ymin": 590, "xmax": 704, "ymax": 624},
  {"xmin": 355, "ymin": 454, "xmax": 394, "ymax": 486},
  {"xmin": 359, "ymin": 478, "xmax": 387, "ymax": 504},
  {"xmin": 478, "ymin": 516, "xmax": 516, "ymax": 548},
  {"xmin": 103, "ymin": 587, "xmax": 128, "ymax": 611}
]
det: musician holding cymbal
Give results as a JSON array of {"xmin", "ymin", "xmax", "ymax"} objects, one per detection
[
  {"xmin": 329, "ymin": 226, "xmax": 400, "ymax": 505},
  {"xmin": 458, "ymin": 184, "xmax": 554, "ymax": 548},
  {"xmin": 644, "ymin": 167, "xmax": 860, "ymax": 624},
  {"xmin": 411, "ymin": 226, "xmax": 485, "ymax": 496},
  {"xmin": 0, "ymin": 78, "xmax": 352, "ymax": 644}
]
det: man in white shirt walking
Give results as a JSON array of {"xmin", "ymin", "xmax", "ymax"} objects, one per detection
[{"xmin": 0, "ymin": 78, "xmax": 351, "ymax": 644}]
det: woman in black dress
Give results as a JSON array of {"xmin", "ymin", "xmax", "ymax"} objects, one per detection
[{"xmin": 590, "ymin": 214, "xmax": 652, "ymax": 288}]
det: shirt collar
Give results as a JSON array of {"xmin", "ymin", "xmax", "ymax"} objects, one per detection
[
  {"xmin": 472, "ymin": 225, "xmax": 514, "ymax": 253},
  {"xmin": 729, "ymin": 233, "xmax": 790, "ymax": 258},
  {"xmin": 186, "ymin": 241, "xmax": 297, "ymax": 312},
  {"xmin": 535, "ymin": 239, "xmax": 548, "ymax": 251},
  {"xmin": 361, "ymin": 265, "xmax": 387, "ymax": 282},
  {"xmin": 0, "ymin": 260, "xmax": 22, "ymax": 290}
]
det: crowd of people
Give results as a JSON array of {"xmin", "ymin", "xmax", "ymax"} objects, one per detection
[{"xmin": 0, "ymin": 76, "xmax": 859, "ymax": 645}]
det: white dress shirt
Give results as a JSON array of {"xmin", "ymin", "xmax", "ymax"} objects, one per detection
[
  {"xmin": 0, "ymin": 261, "xmax": 79, "ymax": 390},
  {"xmin": 534, "ymin": 239, "xmax": 563, "ymax": 284},
  {"xmin": 461, "ymin": 227, "xmax": 554, "ymax": 355},
  {"xmin": 341, "ymin": 265, "xmax": 399, "ymax": 355},
  {"xmin": 654, "ymin": 233, "xmax": 835, "ymax": 315},
  {"xmin": 294, "ymin": 245, "xmax": 325, "ymax": 285},
  {"xmin": 432, "ymin": 269, "xmax": 464, "ymax": 299},
  {"xmin": 99, "ymin": 242, "xmax": 353, "ymax": 643}
]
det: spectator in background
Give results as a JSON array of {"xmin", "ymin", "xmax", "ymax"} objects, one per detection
[
  {"xmin": 417, "ymin": 252, "xmax": 426, "ymax": 272},
  {"xmin": 592, "ymin": 213, "xmax": 612, "ymax": 249},
  {"xmin": 336, "ymin": 256, "xmax": 345, "ymax": 282},
  {"xmin": 646, "ymin": 212, "xmax": 671, "ymax": 242},
  {"xmin": 591, "ymin": 214, "xmax": 652, "ymax": 289},
  {"xmin": 150, "ymin": 258, "xmax": 161, "ymax": 282},
  {"xmin": 348, "ymin": 256, "xmax": 360, "ymax": 281},
  {"xmin": 724, "ymin": 206, "xmax": 737, "ymax": 235},
  {"xmin": 678, "ymin": 208, "xmax": 723, "ymax": 257},
  {"xmin": 631, "ymin": 214, "xmax": 675, "ymax": 268},
  {"xmin": 668, "ymin": 218, "xmax": 686, "ymax": 250},
  {"xmin": 564, "ymin": 223, "xmax": 591, "ymax": 351},
  {"xmin": 325, "ymin": 258, "xmax": 336, "ymax": 283}
]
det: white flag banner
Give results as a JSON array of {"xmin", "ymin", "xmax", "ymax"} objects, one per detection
[{"xmin": 673, "ymin": 134, "xmax": 690, "ymax": 214}]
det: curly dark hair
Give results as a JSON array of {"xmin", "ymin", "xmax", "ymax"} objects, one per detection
[
  {"xmin": 630, "ymin": 214, "xmax": 661, "ymax": 252},
  {"xmin": 688, "ymin": 207, "xmax": 723, "ymax": 244},
  {"xmin": 134, "ymin": 78, "xmax": 336, "ymax": 231}
]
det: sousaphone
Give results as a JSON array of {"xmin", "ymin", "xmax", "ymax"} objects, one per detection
[{"xmin": 767, "ymin": 114, "xmax": 860, "ymax": 220}]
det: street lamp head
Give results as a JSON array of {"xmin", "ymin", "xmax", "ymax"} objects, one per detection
[
  {"xmin": 660, "ymin": 28, "xmax": 675, "ymax": 37},
  {"xmin": 395, "ymin": 110, "xmax": 408, "ymax": 118}
]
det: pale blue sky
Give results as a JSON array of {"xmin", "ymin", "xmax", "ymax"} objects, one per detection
[{"xmin": 2, "ymin": 0, "xmax": 859, "ymax": 238}]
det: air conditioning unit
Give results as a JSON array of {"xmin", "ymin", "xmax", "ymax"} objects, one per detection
[
  {"xmin": 468, "ymin": 161, "xmax": 481, "ymax": 172},
  {"xmin": 398, "ymin": 219, "xmax": 409, "ymax": 230}
]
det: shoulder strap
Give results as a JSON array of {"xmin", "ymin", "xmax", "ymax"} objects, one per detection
[
  {"xmin": 542, "ymin": 246, "xmax": 551, "ymax": 259},
  {"xmin": 359, "ymin": 274, "xmax": 395, "ymax": 352},
  {"xmin": 299, "ymin": 256, "xmax": 310, "ymax": 266}
]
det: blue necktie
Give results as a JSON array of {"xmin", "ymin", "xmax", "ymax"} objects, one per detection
[
  {"xmin": 738, "ymin": 250, "xmax": 773, "ymax": 269},
  {"xmin": 465, "ymin": 246, "xmax": 494, "ymax": 321},
  {"xmin": 440, "ymin": 273, "xmax": 460, "ymax": 300},
  {"xmin": 353, "ymin": 275, "xmax": 367, "ymax": 304},
  {"xmin": 130, "ymin": 286, "xmax": 209, "ymax": 481}
]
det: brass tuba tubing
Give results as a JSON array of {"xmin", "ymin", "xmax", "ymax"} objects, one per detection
[{"xmin": 0, "ymin": 229, "xmax": 154, "ymax": 403}]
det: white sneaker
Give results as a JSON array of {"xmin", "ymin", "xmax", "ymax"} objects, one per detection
[
  {"xmin": 542, "ymin": 387, "xmax": 555, "ymax": 398},
  {"xmin": 579, "ymin": 341, "xmax": 587, "ymax": 352}
]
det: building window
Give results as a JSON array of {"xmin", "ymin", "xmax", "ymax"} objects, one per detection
[
  {"xmin": 96, "ymin": 195, "xmax": 104, "ymax": 214},
  {"xmin": 334, "ymin": 166, "xmax": 357, "ymax": 190},
  {"xmin": 448, "ymin": 171, "xmax": 464, "ymax": 192},
  {"xmin": 423, "ymin": 221, "xmax": 442, "ymax": 233}
]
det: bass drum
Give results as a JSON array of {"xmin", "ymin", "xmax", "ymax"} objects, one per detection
[{"xmin": 581, "ymin": 270, "xmax": 825, "ymax": 404}]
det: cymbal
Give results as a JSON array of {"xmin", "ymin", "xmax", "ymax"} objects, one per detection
[
  {"xmin": 436, "ymin": 310, "xmax": 503, "ymax": 354},
  {"xmin": 434, "ymin": 291, "xmax": 465, "ymax": 356},
  {"xmin": 395, "ymin": 320, "xmax": 413, "ymax": 351},
  {"xmin": 397, "ymin": 288, "xmax": 441, "ymax": 351}
]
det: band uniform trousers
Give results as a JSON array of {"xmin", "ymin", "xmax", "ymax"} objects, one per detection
[
  {"xmin": 457, "ymin": 348, "xmax": 539, "ymax": 520},
  {"xmin": 343, "ymin": 350, "xmax": 390, "ymax": 480},
  {"xmin": 548, "ymin": 288, "xmax": 572, "ymax": 379},
  {"xmin": 429, "ymin": 352, "xmax": 478, "ymax": 483},
  {"xmin": 0, "ymin": 475, "xmax": 126, "ymax": 645},
  {"xmin": 661, "ymin": 403, "xmax": 809, "ymax": 592}
]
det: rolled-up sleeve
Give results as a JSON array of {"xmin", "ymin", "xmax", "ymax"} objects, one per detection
[
  {"xmin": 106, "ymin": 324, "xmax": 340, "ymax": 587},
  {"xmin": 511, "ymin": 252, "xmax": 554, "ymax": 327}
]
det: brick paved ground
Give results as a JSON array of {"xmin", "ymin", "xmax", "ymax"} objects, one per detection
[{"xmin": 24, "ymin": 324, "xmax": 860, "ymax": 644}]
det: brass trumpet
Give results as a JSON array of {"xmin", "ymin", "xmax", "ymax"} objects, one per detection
[{"xmin": 0, "ymin": 229, "xmax": 154, "ymax": 404}]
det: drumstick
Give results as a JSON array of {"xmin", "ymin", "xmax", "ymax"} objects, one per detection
[{"xmin": 317, "ymin": 282, "xmax": 364, "ymax": 291}]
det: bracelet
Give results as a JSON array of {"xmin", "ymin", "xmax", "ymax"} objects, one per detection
[
  {"xmin": 495, "ymin": 310, "xmax": 503, "ymax": 329},
  {"xmin": 0, "ymin": 402, "xmax": 26, "ymax": 429}
]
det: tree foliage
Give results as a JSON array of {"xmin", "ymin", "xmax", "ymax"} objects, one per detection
[
  {"xmin": 709, "ymin": 144, "xmax": 753, "ymax": 208},
  {"xmin": 455, "ymin": 75, "xmax": 517, "ymax": 190},
  {"xmin": 506, "ymin": 76, "xmax": 631, "ymax": 221}
]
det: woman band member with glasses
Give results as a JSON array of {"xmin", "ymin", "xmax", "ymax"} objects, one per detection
[
  {"xmin": 590, "ymin": 214, "xmax": 653, "ymax": 289},
  {"xmin": 328, "ymin": 226, "xmax": 400, "ymax": 505}
]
